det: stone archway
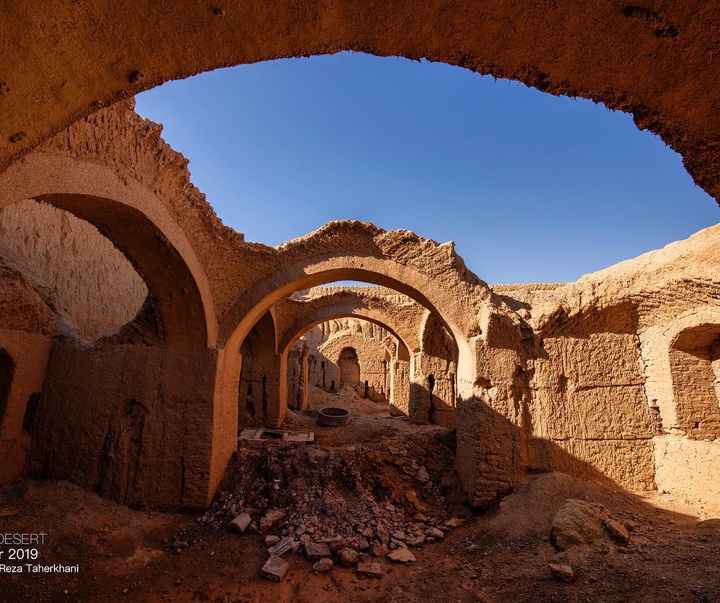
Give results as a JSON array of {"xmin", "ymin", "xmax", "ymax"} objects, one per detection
[
  {"xmin": 273, "ymin": 287, "xmax": 425, "ymax": 356},
  {"xmin": 215, "ymin": 221, "xmax": 490, "ymax": 428},
  {"xmin": 669, "ymin": 323, "xmax": 720, "ymax": 440},
  {"xmin": 0, "ymin": 153, "xmax": 218, "ymax": 509},
  {"xmin": 338, "ymin": 347, "xmax": 361, "ymax": 386},
  {"xmin": 2, "ymin": 3, "xmax": 720, "ymax": 203}
]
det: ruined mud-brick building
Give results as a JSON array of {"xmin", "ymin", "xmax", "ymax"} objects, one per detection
[{"xmin": 1, "ymin": 2, "xmax": 720, "ymax": 514}]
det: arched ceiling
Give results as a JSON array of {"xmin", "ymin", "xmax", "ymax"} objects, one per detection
[{"xmin": 2, "ymin": 2, "xmax": 720, "ymax": 202}]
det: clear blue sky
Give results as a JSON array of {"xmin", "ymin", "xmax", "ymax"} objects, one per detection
[{"xmin": 135, "ymin": 52, "xmax": 719, "ymax": 284}]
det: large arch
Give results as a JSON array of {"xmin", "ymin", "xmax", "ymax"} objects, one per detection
[
  {"xmin": 0, "ymin": 153, "xmax": 217, "ymax": 346},
  {"xmin": 220, "ymin": 221, "xmax": 491, "ymax": 350},
  {"xmin": 1, "ymin": 3, "xmax": 720, "ymax": 203},
  {"xmin": 281, "ymin": 310, "xmax": 411, "ymax": 361},
  {"xmin": 215, "ymin": 223, "xmax": 491, "ymax": 428},
  {"xmin": 274, "ymin": 289, "xmax": 423, "ymax": 358},
  {"xmin": 0, "ymin": 152, "xmax": 219, "ymax": 509}
]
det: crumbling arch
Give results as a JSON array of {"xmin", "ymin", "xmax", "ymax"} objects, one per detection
[
  {"xmin": 281, "ymin": 310, "xmax": 411, "ymax": 361},
  {"xmin": 281, "ymin": 310, "xmax": 413, "ymax": 414},
  {"xmin": 0, "ymin": 152, "xmax": 219, "ymax": 509},
  {"xmin": 2, "ymin": 4, "xmax": 720, "ymax": 202},
  {"xmin": 220, "ymin": 233, "xmax": 486, "ymax": 352},
  {"xmin": 272, "ymin": 287, "xmax": 426, "ymax": 357},
  {"xmin": 217, "ymin": 227, "xmax": 486, "ymax": 429},
  {"xmin": 0, "ymin": 153, "xmax": 216, "ymax": 347}
]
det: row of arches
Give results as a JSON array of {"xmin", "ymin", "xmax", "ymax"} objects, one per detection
[
  {"xmin": 0, "ymin": 132, "xmax": 494, "ymax": 509},
  {"xmin": 238, "ymin": 292, "xmax": 460, "ymax": 432},
  {"xmin": 1, "ymin": 86, "xmax": 718, "ymax": 513},
  {"xmin": 3, "ymin": 145, "xmax": 715, "ymax": 510}
]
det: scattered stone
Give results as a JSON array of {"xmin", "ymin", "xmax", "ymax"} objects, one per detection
[
  {"xmin": 313, "ymin": 558, "xmax": 333, "ymax": 573},
  {"xmin": 604, "ymin": 518, "xmax": 630, "ymax": 544},
  {"xmin": 260, "ymin": 509, "xmax": 286, "ymax": 532},
  {"xmin": 445, "ymin": 518, "xmax": 464, "ymax": 528},
  {"xmin": 261, "ymin": 555, "xmax": 289, "ymax": 582},
  {"xmin": 415, "ymin": 467, "xmax": 430, "ymax": 483},
  {"xmin": 351, "ymin": 534, "xmax": 370, "ymax": 551},
  {"xmin": 305, "ymin": 542, "xmax": 331, "ymax": 560},
  {"xmin": 329, "ymin": 537, "xmax": 346, "ymax": 553},
  {"xmin": 339, "ymin": 548, "xmax": 359, "ymax": 567},
  {"xmin": 376, "ymin": 523, "xmax": 390, "ymax": 545},
  {"xmin": 227, "ymin": 512, "xmax": 252, "ymax": 534},
  {"xmin": 357, "ymin": 562, "xmax": 383, "ymax": 578},
  {"xmin": 264, "ymin": 535, "xmax": 280, "ymax": 546},
  {"xmin": 371, "ymin": 543, "xmax": 389, "ymax": 557},
  {"xmin": 426, "ymin": 527, "xmax": 444, "ymax": 539},
  {"xmin": 551, "ymin": 499, "xmax": 606, "ymax": 551},
  {"xmin": 549, "ymin": 563, "xmax": 575, "ymax": 583},
  {"xmin": 405, "ymin": 490, "xmax": 426, "ymax": 511},
  {"xmin": 267, "ymin": 536, "xmax": 295, "ymax": 557},
  {"xmin": 388, "ymin": 547, "xmax": 417, "ymax": 563},
  {"xmin": 204, "ymin": 436, "xmax": 456, "ymax": 556},
  {"xmin": 405, "ymin": 534, "xmax": 426, "ymax": 548}
]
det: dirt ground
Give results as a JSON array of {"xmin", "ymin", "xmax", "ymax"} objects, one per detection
[{"xmin": 2, "ymin": 388, "xmax": 719, "ymax": 602}]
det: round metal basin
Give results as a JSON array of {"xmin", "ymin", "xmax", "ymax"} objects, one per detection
[{"xmin": 317, "ymin": 407, "xmax": 351, "ymax": 426}]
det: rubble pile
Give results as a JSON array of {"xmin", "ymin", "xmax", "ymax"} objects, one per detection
[{"xmin": 199, "ymin": 432, "xmax": 461, "ymax": 566}]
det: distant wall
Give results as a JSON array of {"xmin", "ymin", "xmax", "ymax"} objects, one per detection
[{"xmin": 526, "ymin": 305, "xmax": 657, "ymax": 490}]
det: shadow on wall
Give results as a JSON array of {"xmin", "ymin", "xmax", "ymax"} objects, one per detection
[
  {"xmin": 669, "ymin": 323, "xmax": 720, "ymax": 440},
  {"xmin": 238, "ymin": 312, "xmax": 279, "ymax": 428},
  {"xmin": 410, "ymin": 379, "xmax": 456, "ymax": 429},
  {"xmin": 0, "ymin": 349, "xmax": 14, "ymax": 428},
  {"xmin": 454, "ymin": 390, "xmax": 657, "ymax": 510}
]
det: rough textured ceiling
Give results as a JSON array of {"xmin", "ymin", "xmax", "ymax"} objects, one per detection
[{"xmin": 1, "ymin": 1, "xmax": 719, "ymax": 202}]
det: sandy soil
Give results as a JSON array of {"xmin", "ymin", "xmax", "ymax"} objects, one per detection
[{"xmin": 1, "ymin": 389, "xmax": 719, "ymax": 602}]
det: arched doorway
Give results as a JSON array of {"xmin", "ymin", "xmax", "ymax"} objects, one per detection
[
  {"xmin": 669, "ymin": 323, "xmax": 720, "ymax": 439},
  {"xmin": 338, "ymin": 346, "xmax": 361, "ymax": 386}
]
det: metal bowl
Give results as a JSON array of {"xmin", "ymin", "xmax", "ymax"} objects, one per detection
[{"xmin": 317, "ymin": 407, "xmax": 351, "ymax": 426}]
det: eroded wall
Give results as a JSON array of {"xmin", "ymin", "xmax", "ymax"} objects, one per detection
[
  {"xmin": 491, "ymin": 225, "xmax": 720, "ymax": 509},
  {"xmin": 302, "ymin": 318, "xmax": 395, "ymax": 402},
  {"xmin": 526, "ymin": 305, "xmax": 656, "ymax": 490},
  {"xmin": 0, "ymin": 199, "xmax": 147, "ymax": 339}
]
